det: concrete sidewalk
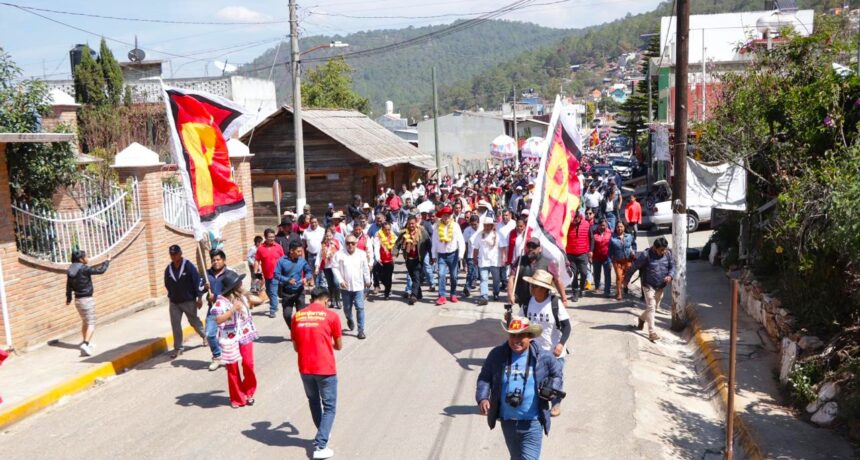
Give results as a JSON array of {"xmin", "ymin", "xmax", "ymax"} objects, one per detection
[
  {"xmin": 686, "ymin": 260, "xmax": 856, "ymax": 459},
  {"xmin": 0, "ymin": 301, "xmax": 202, "ymax": 428}
]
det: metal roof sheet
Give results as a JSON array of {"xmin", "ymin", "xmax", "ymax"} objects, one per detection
[{"xmin": 243, "ymin": 106, "xmax": 435, "ymax": 170}]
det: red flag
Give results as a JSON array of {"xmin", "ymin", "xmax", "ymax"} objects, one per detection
[
  {"xmin": 163, "ymin": 86, "xmax": 251, "ymax": 240},
  {"xmin": 527, "ymin": 98, "xmax": 582, "ymax": 286}
]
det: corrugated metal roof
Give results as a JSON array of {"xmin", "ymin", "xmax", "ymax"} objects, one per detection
[{"xmin": 243, "ymin": 106, "xmax": 435, "ymax": 170}]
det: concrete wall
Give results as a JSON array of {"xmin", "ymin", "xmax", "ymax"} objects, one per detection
[
  {"xmin": 417, "ymin": 112, "xmax": 503, "ymax": 159},
  {"xmin": 0, "ymin": 143, "xmax": 255, "ymax": 351}
]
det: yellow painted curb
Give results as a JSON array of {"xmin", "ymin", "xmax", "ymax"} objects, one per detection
[
  {"xmin": 688, "ymin": 308, "xmax": 765, "ymax": 460},
  {"xmin": 0, "ymin": 325, "xmax": 197, "ymax": 429}
]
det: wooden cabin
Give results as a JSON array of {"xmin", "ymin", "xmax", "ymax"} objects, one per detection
[{"xmin": 242, "ymin": 106, "xmax": 435, "ymax": 223}]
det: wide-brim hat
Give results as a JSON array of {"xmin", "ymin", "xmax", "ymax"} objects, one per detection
[
  {"xmin": 332, "ymin": 211, "xmax": 345, "ymax": 219},
  {"xmin": 501, "ymin": 317, "xmax": 542, "ymax": 337},
  {"xmin": 482, "ymin": 216, "xmax": 495, "ymax": 226},
  {"xmin": 522, "ymin": 269, "xmax": 556, "ymax": 293},
  {"xmin": 478, "ymin": 200, "xmax": 491, "ymax": 209},
  {"xmin": 436, "ymin": 206, "xmax": 453, "ymax": 217},
  {"xmin": 221, "ymin": 270, "xmax": 246, "ymax": 296}
]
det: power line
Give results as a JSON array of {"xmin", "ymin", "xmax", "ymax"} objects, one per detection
[
  {"xmin": 0, "ymin": 2, "xmax": 290, "ymax": 25},
  {"xmin": 306, "ymin": 0, "xmax": 583, "ymax": 20}
]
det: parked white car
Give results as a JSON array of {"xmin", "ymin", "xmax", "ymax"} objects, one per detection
[{"xmin": 649, "ymin": 198, "xmax": 711, "ymax": 232}]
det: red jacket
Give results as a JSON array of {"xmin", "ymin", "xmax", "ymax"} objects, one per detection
[
  {"xmin": 592, "ymin": 228, "xmax": 612, "ymax": 262},
  {"xmin": 566, "ymin": 219, "xmax": 591, "ymax": 256},
  {"xmin": 625, "ymin": 201, "xmax": 642, "ymax": 224}
]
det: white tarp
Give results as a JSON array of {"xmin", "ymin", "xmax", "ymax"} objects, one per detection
[{"xmin": 686, "ymin": 157, "xmax": 747, "ymax": 211}]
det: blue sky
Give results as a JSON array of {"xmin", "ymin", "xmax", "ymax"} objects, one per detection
[{"xmin": 0, "ymin": 0, "xmax": 663, "ymax": 80}]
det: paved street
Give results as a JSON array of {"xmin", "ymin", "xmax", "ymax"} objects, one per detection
[{"xmin": 1, "ymin": 229, "xmax": 724, "ymax": 460}]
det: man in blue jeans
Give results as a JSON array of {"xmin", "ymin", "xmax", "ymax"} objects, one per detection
[
  {"xmin": 333, "ymin": 234, "xmax": 372, "ymax": 340},
  {"xmin": 292, "ymin": 287, "xmax": 342, "ymax": 460},
  {"xmin": 254, "ymin": 228, "xmax": 285, "ymax": 318},
  {"xmin": 430, "ymin": 205, "xmax": 466, "ymax": 305},
  {"xmin": 476, "ymin": 317, "xmax": 563, "ymax": 460}
]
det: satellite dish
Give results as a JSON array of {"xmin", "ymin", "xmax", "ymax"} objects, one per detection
[
  {"xmin": 128, "ymin": 35, "xmax": 145, "ymax": 62},
  {"xmin": 213, "ymin": 60, "xmax": 238, "ymax": 74}
]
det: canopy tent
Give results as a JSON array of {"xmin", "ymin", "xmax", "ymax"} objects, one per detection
[
  {"xmin": 490, "ymin": 134, "xmax": 517, "ymax": 161},
  {"xmin": 521, "ymin": 136, "xmax": 547, "ymax": 162}
]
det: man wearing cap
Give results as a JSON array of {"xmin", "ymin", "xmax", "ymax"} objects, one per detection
[
  {"xmin": 431, "ymin": 205, "xmax": 466, "ymax": 305},
  {"xmin": 476, "ymin": 317, "xmax": 563, "ymax": 460},
  {"xmin": 276, "ymin": 217, "xmax": 303, "ymax": 255},
  {"xmin": 472, "ymin": 216, "xmax": 502, "ymax": 305},
  {"xmin": 164, "ymin": 245, "xmax": 206, "ymax": 358},
  {"xmin": 324, "ymin": 203, "xmax": 335, "ymax": 228},
  {"xmin": 334, "ymin": 234, "xmax": 372, "ymax": 339},
  {"xmin": 522, "ymin": 269, "xmax": 571, "ymax": 417}
]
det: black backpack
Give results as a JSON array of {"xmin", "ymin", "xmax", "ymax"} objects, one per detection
[{"xmin": 523, "ymin": 295, "xmax": 562, "ymax": 329}]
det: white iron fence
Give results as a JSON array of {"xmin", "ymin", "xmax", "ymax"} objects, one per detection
[
  {"xmin": 12, "ymin": 180, "xmax": 141, "ymax": 264},
  {"xmin": 162, "ymin": 182, "xmax": 195, "ymax": 231}
]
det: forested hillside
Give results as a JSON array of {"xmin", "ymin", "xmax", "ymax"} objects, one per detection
[
  {"xmin": 239, "ymin": 20, "xmax": 571, "ymax": 118},
  {"xmin": 439, "ymin": 0, "xmax": 835, "ymax": 113}
]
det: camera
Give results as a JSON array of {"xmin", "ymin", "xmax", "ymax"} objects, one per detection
[
  {"xmin": 505, "ymin": 388, "xmax": 523, "ymax": 407},
  {"xmin": 538, "ymin": 383, "xmax": 566, "ymax": 401}
]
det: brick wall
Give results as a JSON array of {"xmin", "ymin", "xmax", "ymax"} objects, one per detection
[{"xmin": 0, "ymin": 144, "xmax": 256, "ymax": 351}]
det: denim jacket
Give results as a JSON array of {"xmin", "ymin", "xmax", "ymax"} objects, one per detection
[
  {"xmin": 609, "ymin": 232, "xmax": 635, "ymax": 261},
  {"xmin": 476, "ymin": 341, "xmax": 563, "ymax": 435}
]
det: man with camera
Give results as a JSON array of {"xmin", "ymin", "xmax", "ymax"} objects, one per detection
[
  {"xmin": 476, "ymin": 317, "xmax": 564, "ymax": 460},
  {"xmin": 521, "ymin": 269, "xmax": 571, "ymax": 417}
]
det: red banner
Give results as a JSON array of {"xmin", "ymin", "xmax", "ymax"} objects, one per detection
[{"xmin": 163, "ymin": 87, "xmax": 250, "ymax": 240}]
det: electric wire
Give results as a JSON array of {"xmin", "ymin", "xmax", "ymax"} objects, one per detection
[{"xmin": 0, "ymin": 2, "xmax": 290, "ymax": 25}]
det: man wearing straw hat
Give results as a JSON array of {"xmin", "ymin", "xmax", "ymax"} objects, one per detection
[
  {"xmin": 521, "ymin": 269, "xmax": 571, "ymax": 417},
  {"xmin": 476, "ymin": 316, "xmax": 564, "ymax": 460}
]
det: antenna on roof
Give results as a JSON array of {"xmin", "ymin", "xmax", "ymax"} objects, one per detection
[{"xmin": 128, "ymin": 35, "xmax": 145, "ymax": 63}]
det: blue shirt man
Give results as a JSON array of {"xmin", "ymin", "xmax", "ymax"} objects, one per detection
[
  {"xmin": 274, "ymin": 242, "xmax": 313, "ymax": 329},
  {"xmin": 499, "ymin": 350, "xmax": 539, "ymax": 421}
]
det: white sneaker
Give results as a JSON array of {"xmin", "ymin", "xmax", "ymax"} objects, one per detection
[
  {"xmin": 80, "ymin": 343, "xmax": 94, "ymax": 357},
  {"xmin": 312, "ymin": 447, "xmax": 334, "ymax": 459},
  {"xmin": 208, "ymin": 358, "xmax": 221, "ymax": 371}
]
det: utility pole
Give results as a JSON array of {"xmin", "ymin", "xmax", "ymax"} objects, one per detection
[
  {"xmin": 432, "ymin": 66, "xmax": 441, "ymax": 175},
  {"xmin": 701, "ymin": 29, "xmax": 707, "ymax": 121},
  {"xmin": 512, "ymin": 85, "xmax": 518, "ymax": 163},
  {"xmin": 671, "ymin": 0, "xmax": 690, "ymax": 330},
  {"xmin": 289, "ymin": 0, "xmax": 306, "ymax": 212}
]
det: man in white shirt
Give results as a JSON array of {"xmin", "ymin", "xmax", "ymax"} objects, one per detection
[
  {"xmin": 583, "ymin": 184, "xmax": 602, "ymax": 217},
  {"xmin": 430, "ymin": 205, "xmax": 466, "ymax": 305},
  {"xmin": 476, "ymin": 200, "xmax": 495, "ymax": 222},
  {"xmin": 472, "ymin": 217, "xmax": 502, "ymax": 305},
  {"xmin": 521, "ymin": 269, "xmax": 571, "ymax": 417},
  {"xmin": 302, "ymin": 216, "xmax": 326, "ymax": 286},
  {"xmin": 461, "ymin": 215, "xmax": 480, "ymax": 297},
  {"xmin": 496, "ymin": 210, "xmax": 515, "ymax": 290},
  {"xmin": 414, "ymin": 179, "xmax": 425, "ymax": 198},
  {"xmin": 334, "ymin": 235, "xmax": 372, "ymax": 340}
]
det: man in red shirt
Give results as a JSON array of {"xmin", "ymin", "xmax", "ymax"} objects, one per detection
[
  {"xmin": 292, "ymin": 287, "xmax": 342, "ymax": 460},
  {"xmin": 254, "ymin": 228, "xmax": 285, "ymax": 318},
  {"xmin": 566, "ymin": 210, "xmax": 593, "ymax": 302},
  {"xmin": 591, "ymin": 219, "xmax": 613, "ymax": 298},
  {"xmin": 624, "ymin": 195, "xmax": 642, "ymax": 241}
]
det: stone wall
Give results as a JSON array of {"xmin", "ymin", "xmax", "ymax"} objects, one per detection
[{"xmin": 0, "ymin": 142, "xmax": 255, "ymax": 351}]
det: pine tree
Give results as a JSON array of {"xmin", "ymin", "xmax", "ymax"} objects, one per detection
[
  {"xmin": 98, "ymin": 39, "xmax": 124, "ymax": 107},
  {"xmin": 73, "ymin": 45, "xmax": 106, "ymax": 106},
  {"xmin": 614, "ymin": 35, "xmax": 660, "ymax": 143}
]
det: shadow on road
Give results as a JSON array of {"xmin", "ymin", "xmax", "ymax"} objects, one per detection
[
  {"xmin": 657, "ymin": 399, "xmax": 724, "ymax": 459},
  {"xmin": 170, "ymin": 359, "xmax": 209, "ymax": 371},
  {"xmin": 256, "ymin": 335, "xmax": 289, "ymax": 344},
  {"xmin": 242, "ymin": 421, "xmax": 314, "ymax": 456},
  {"xmin": 175, "ymin": 390, "xmax": 231, "ymax": 409},
  {"xmin": 441, "ymin": 404, "xmax": 479, "ymax": 418},
  {"xmin": 427, "ymin": 318, "xmax": 504, "ymax": 370},
  {"xmin": 590, "ymin": 324, "xmax": 637, "ymax": 333}
]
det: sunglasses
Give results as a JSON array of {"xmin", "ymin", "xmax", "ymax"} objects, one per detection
[{"xmin": 346, "ymin": 242, "xmax": 357, "ymax": 246}]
